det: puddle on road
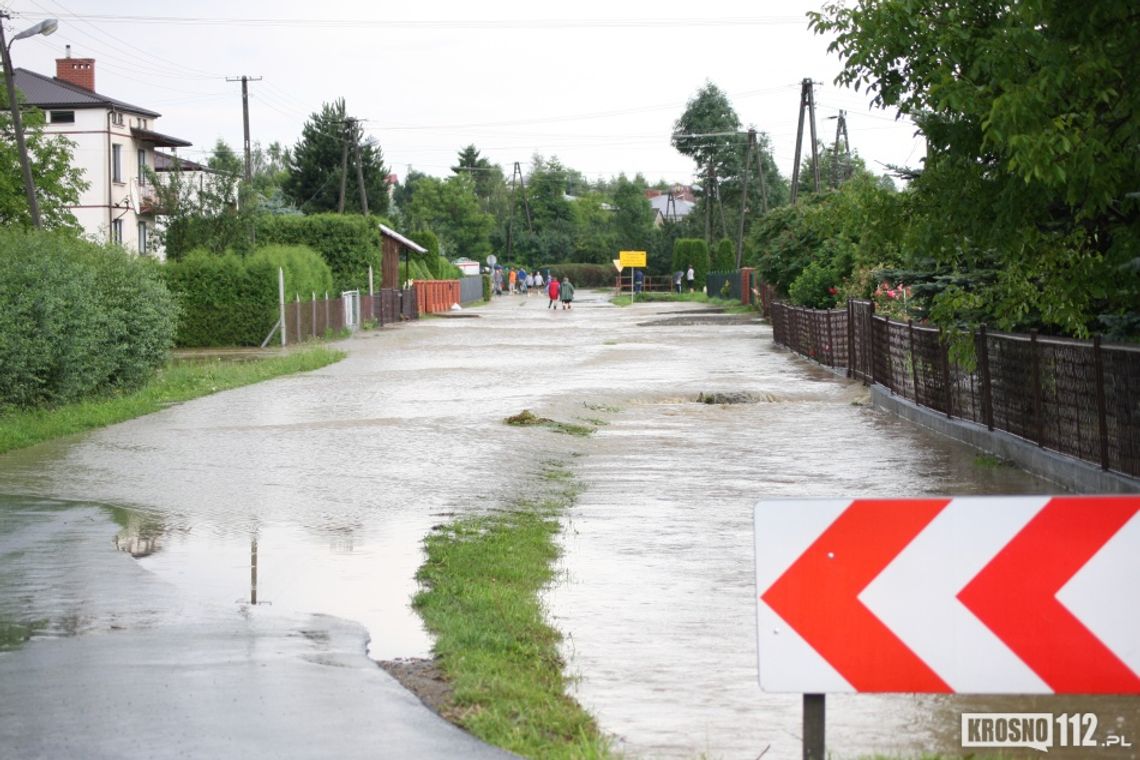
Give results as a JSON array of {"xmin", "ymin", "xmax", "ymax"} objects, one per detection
[{"xmin": 0, "ymin": 292, "xmax": 1135, "ymax": 759}]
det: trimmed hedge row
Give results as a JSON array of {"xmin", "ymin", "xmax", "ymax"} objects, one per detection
[
  {"xmin": 0, "ymin": 229, "xmax": 176, "ymax": 410},
  {"xmin": 672, "ymin": 239, "xmax": 710, "ymax": 290},
  {"xmin": 163, "ymin": 245, "xmax": 334, "ymax": 347},
  {"xmin": 255, "ymin": 214, "xmax": 388, "ymax": 292}
]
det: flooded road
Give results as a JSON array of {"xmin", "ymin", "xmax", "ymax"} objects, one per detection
[{"xmin": 0, "ymin": 290, "xmax": 1135, "ymax": 758}]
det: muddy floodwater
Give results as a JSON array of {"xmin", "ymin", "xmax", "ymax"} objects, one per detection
[{"xmin": 0, "ymin": 291, "xmax": 1135, "ymax": 759}]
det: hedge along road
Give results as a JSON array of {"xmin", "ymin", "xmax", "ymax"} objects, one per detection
[{"xmin": 0, "ymin": 290, "xmax": 1129, "ymax": 758}]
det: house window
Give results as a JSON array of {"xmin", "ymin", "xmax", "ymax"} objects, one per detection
[
  {"xmin": 111, "ymin": 111, "xmax": 124, "ymax": 126},
  {"xmin": 49, "ymin": 110, "xmax": 75, "ymax": 124},
  {"xmin": 112, "ymin": 144, "xmax": 123, "ymax": 183},
  {"xmin": 138, "ymin": 222, "xmax": 148, "ymax": 255},
  {"xmin": 111, "ymin": 219, "xmax": 123, "ymax": 245},
  {"xmin": 137, "ymin": 148, "xmax": 147, "ymax": 185}
]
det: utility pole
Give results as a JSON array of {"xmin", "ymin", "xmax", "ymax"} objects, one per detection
[
  {"xmin": 756, "ymin": 138, "xmax": 770, "ymax": 215},
  {"xmin": 790, "ymin": 78, "xmax": 821, "ymax": 205},
  {"xmin": 337, "ymin": 120, "xmax": 350, "ymax": 213},
  {"xmin": 349, "ymin": 118, "xmax": 368, "ymax": 215},
  {"xmin": 505, "ymin": 162, "xmax": 532, "ymax": 262},
  {"xmin": 736, "ymin": 129, "xmax": 756, "ymax": 269},
  {"xmin": 704, "ymin": 165, "xmax": 713, "ymax": 246},
  {"xmin": 831, "ymin": 109, "xmax": 851, "ymax": 189},
  {"xmin": 226, "ymin": 75, "xmax": 261, "ymax": 183}
]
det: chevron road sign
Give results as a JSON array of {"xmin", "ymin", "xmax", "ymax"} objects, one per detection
[{"xmin": 755, "ymin": 496, "xmax": 1140, "ymax": 694}]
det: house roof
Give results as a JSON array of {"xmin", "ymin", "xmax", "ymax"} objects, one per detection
[
  {"xmin": 153, "ymin": 151, "xmax": 208, "ymax": 172},
  {"xmin": 378, "ymin": 224, "xmax": 427, "ymax": 254},
  {"xmin": 132, "ymin": 126, "xmax": 191, "ymax": 148},
  {"xmin": 12, "ymin": 67, "xmax": 161, "ymax": 118}
]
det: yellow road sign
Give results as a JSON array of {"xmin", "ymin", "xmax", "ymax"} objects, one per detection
[{"xmin": 619, "ymin": 250, "xmax": 647, "ymax": 268}]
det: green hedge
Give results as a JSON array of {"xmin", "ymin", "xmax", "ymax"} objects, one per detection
[
  {"xmin": 712, "ymin": 238, "xmax": 736, "ymax": 272},
  {"xmin": 671, "ymin": 239, "xmax": 710, "ymax": 290},
  {"xmin": 255, "ymin": 214, "xmax": 388, "ymax": 292},
  {"xmin": 541, "ymin": 263, "xmax": 613, "ymax": 288},
  {"xmin": 0, "ymin": 229, "xmax": 176, "ymax": 410},
  {"xmin": 164, "ymin": 245, "xmax": 333, "ymax": 347}
]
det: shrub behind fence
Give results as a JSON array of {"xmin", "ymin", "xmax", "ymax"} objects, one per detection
[{"xmin": 771, "ymin": 299, "xmax": 1140, "ymax": 478}]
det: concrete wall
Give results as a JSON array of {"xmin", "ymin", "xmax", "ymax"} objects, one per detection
[{"xmin": 871, "ymin": 386, "xmax": 1140, "ymax": 494}]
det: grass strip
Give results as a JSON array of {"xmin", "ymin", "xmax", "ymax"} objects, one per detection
[
  {"xmin": 0, "ymin": 346, "xmax": 345, "ymax": 455},
  {"xmin": 611, "ymin": 291, "xmax": 754, "ymax": 312},
  {"xmin": 412, "ymin": 464, "xmax": 612, "ymax": 759}
]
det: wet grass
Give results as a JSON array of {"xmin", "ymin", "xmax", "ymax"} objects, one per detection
[
  {"xmin": 0, "ymin": 346, "xmax": 345, "ymax": 455},
  {"xmin": 973, "ymin": 453, "xmax": 1014, "ymax": 469},
  {"xmin": 611, "ymin": 291, "xmax": 755, "ymax": 313},
  {"xmin": 412, "ymin": 463, "xmax": 612, "ymax": 759},
  {"xmin": 505, "ymin": 409, "xmax": 595, "ymax": 437}
]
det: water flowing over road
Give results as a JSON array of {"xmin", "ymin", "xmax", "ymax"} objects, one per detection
[{"xmin": 0, "ymin": 290, "xmax": 1134, "ymax": 759}]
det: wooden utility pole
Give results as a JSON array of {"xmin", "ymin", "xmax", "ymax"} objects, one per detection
[
  {"xmin": 337, "ymin": 121, "xmax": 350, "ymax": 213},
  {"xmin": 704, "ymin": 164, "xmax": 713, "ymax": 246},
  {"xmin": 736, "ymin": 129, "xmax": 756, "ymax": 269},
  {"xmin": 226, "ymin": 75, "xmax": 262, "ymax": 183},
  {"xmin": 350, "ymin": 119, "xmax": 369, "ymax": 215},
  {"xmin": 790, "ymin": 78, "xmax": 821, "ymax": 205},
  {"xmin": 831, "ymin": 109, "xmax": 851, "ymax": 189},
  {"xmin": 756, "ymin": 138, "xmax": 770, "ymax": 215}
]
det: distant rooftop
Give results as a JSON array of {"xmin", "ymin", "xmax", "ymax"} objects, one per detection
[{"xmin": 13, "ymin": 67, "xmax": 161, "ymax": 118}]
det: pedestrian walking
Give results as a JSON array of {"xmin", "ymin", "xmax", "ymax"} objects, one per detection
[
  {"xmin": 493, "ymin": 266, "xmax": 503, "ymax": 296},
  {"xmin": 560, "ymin": 277, "xmax": 575, "ymax": 309},
  {"xmin": 518, "ymin": 268, "xmax": 529, "ymax": 296},
  {"xmin": 547, "ymin": 276, "xmax": 561, "ymax": 308},
  {"xmin": 673, "ymin": 270, "xmax": 683, "ymax": 294},
  {"xmin": 509, "ymin": 267, "xmax": 517, "ymax": 294},
  {"xmin": 534, "ymin": 270, "xmax": 544, "ymax": 290},
  {"xmin": 686, "ymin": 264, "xmax": 695, "ymax": 293}
]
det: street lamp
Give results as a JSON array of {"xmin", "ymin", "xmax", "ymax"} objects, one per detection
[{"xmin": 1, "ymin": 14, "xmax": 59, "ymax": 229}]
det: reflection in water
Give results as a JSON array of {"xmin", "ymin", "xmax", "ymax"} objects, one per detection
[{"xmin": 112, "ymin": 508, "xmax": 166, "ymax": 558}]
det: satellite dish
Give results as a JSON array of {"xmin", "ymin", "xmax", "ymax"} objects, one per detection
[{"xmin": 128, "ymin": 180, "xmax": 141, "ymax": 214}]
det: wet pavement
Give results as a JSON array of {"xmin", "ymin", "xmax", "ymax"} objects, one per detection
[{"xmin": 0, "ymin": 290, "xmax": 1136, "ymax": 759}]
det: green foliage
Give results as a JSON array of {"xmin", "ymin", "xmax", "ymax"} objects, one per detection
[
  {"xmin": 0, "ymin": 229, "xmax": 176, "ymax": 410},
  {"xmin": 247, "ymin": 245, "xmax": 334, "ymax": 299},
  {"xmin": 809, "ymin": 0, "xmax": 1140, "ymax": 337},
  {"xmin": 283, "ymin": 98, "xmax": 390, "ymax": 216},
  {"xmin": 671, "ymin": 82, "xmax": 743, "ymax": 179},
  {"xmin": 788, "ymin": 258, "xmax": 841, "ymax": 309},
  {"xmin": 671, "ymin": 239, "xmax": 710, "ymax": 289},
  {"xmin": 255, "ymin": 213, "xmax": 384, "ymax": 291},
  {"xmin": 543, "ymin": 263, "xmax": 612, "ymax": 288},
  {"xmin": 404, "ymin": 174, "xmax": 494, "ymax": 260},
  {"xmin": 712, "ymin": 238, "xmax": 736, "ymax": 271},
  {"xmin": 162, "ymin": 251, "xmax": 276, "ymax": 347},
  {"xmin": 0, "ymin": 84, "xmax": 87, "ymax": 231}
]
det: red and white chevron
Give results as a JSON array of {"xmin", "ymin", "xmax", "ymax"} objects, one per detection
[{"xmin": 754, "ymin": 496, "xmax": 1140, "ymax": 694}]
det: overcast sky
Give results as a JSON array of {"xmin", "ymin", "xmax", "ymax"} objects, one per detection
[{"xmin": 6, "ymin": 0, "xmax": 924, "ymax": 186}]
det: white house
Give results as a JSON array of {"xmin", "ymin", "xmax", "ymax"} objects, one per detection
[{"xmin": 13, "ymin": 48, "xmax": 192, "ymax": 259}]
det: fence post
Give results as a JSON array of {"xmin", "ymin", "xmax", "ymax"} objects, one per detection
[
  {"xmin": 1093, "ymin": 335, "xmax": 1109, "ymax": 470},
  {"xmin": 884, "ymin": 317, "xmax": 894, "ymax": 395},
  {"xmin": 312, "ymin": 292, "xmax": 317, "ymax": 339},
  {"xmin": 909, "ymin": 320, "xmax": 919, "ymax": 404},
  {"xmin": 325, "ymin": 291, "xmax": 330, "ymax": 332},
  {"xmin": 940, "ymin": 326, "xmax": 953, "ymax": 419},
  {"xmin": 978, "ymin": 324, "xmax": 994, "ymax": 431},
  {"xmin": 846, "ymin": 300, "xmax": 854, "ymax": 378},
  {"xmin": 868, "ymin": 303, "xmax": 877, "ymax": 386},
  {"xmin": 295, "ymin": 294, "xmax": 301, "ymax": 344},
  {"xmin": 278, "ymin": 267, "xmax": 286, "ymax": 347},
  {"xmin": 1030, "ymin": 330, "xmax": 1043, "ymax": 446}
]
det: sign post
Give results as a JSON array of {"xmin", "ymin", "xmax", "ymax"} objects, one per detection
[
  {"xmin": 755, "ymin": 495, "xmax": 1140, "ymax": 759},
  {"xmin": 619, "ymin": 250, "xmax": 646, "ymax": 302}
]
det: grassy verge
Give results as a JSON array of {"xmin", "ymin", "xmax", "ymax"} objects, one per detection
[
  {"xmin": 0, "ymin": 346, "xmax": 345, "ymax": 455},
  {"xmin": 412, "ymin": 462, "xmax": 611, "ymax": 759},
  {"xmin": 611, "ymin": 291, "xmax": 755, "ymax": 313}
]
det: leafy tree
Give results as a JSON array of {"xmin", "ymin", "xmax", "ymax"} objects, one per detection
[
  {"xmin": 671, "ymin": 82, "xmax": 742, "ymax": 183},
  {"xmin": 611, "ymin": 176, "xmax": 654, "ymax": 253},
  {"xmin": 0, "ymin": 83, "xmax": 87, "ymax": 230},
  {"xmin": 284, "ymin": 99, "xmax": 390, "ymax": 216},
  {"xmin": 810, "ymin": 0, "xmax": 1140, "ymax": 337},
  {"xmin": 452, "ymin": 144, "xmax": 504, "ymax": 205},
  {"xmin": 405, "ymin": 174, "xmax": 494, "ymax": 260}
]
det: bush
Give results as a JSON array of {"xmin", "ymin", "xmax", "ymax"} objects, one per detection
[
  {"xmin": 712, "ymin": 238, "xmax": 736, "ymax": 272},
  {"xmin": 255, "ymin": 214, "xmax": 388, "ymax": 292},
  {"xmin": 788, "ymin": 257, "xmax": 841, "ymax": 309},
  {"xmin": 541, "ymin": 263, "xmax": 612, "ymax": 287},
  {"xmin": 0, "ymin": 229, "xmax": 176, "ymax": 410},
  {"xmin": 671, "ymin": 239, "xmax": 710, "ymax": 290},
  {"xmin": 164, "ymin": 245, "xmax": 334, "ymax": 347},
  {"xmin": 248, "ymin": 245, "xmax": 334, "ymax": 300}
]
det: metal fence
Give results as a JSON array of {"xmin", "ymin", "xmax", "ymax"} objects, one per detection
[
  {"xmin": 459, "ymin": 275, "xmax": 484, "ymax": 304},
  {"xmin": 771, "ymin": 299, "xmax": 1140, "ymax": 478},
  {"xmin": 282, "ymin": 288, "xmax": 417, "ymax": 347}
]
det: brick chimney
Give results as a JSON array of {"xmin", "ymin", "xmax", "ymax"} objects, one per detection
[{"xmin": 56, "ymin": 45, "xmax": 95, "ymax": 91}]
